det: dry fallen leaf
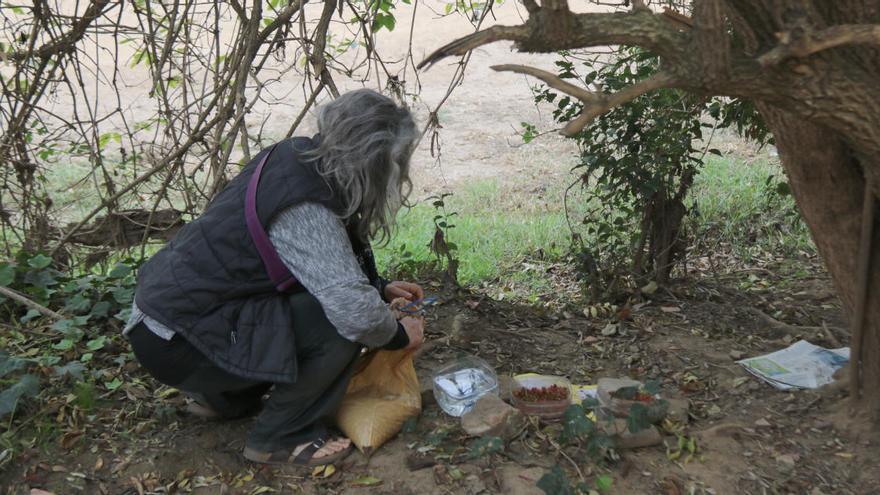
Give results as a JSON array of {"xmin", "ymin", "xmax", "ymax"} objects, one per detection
[{"xmin": 351, "ymin": 475, "xmax": 383, "ymax": 487}]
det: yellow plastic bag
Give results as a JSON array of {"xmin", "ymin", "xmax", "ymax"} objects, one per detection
[{"xmin": 336, "ymin": 349, "xmax": 422, "ymax": 454}]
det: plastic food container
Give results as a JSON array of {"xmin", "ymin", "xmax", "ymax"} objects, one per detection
[
  {"xmin": 510, "ymin": 374, "xmax": 573, "ymax": 421},
  {"xmin": 432, "ymin": 355, "xmax": 499, "ymax": 417}
]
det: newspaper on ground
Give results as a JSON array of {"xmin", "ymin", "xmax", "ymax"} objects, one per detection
[{"xmin": 737, "ymin": 339, "xmax": 850, "ymax": 390}]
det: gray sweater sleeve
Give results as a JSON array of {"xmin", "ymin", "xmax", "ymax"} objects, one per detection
[{"xmin": 268, "ymin": 202, "xmax": 398, "ymax": 347}]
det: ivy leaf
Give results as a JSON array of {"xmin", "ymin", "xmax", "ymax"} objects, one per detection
[
  {"xmin": 0, "ymin": 352, "xmax": 27, "ymax": 378},
  {"xmin": 105, "ymin": 377, "xmax": 123, "ymax": 391},
  {"xmin": 28, "ymin": 254, "xmax": 52, "ymax": 269},
  {"xmin": 560, "ymin": 404, "xmax": 595, "ymax": 444},
  {"xmin": 595, "ymin": 474, "xmax": 613, "ymax": 492},
  {"xmin": 0, "ymin": 263, "xmax": 15, "ymax": 287},
  {"xmin": 110, "ymin": 286, "xmax": 134, "ymax": 305},
  {"xmin": 643, "ymin": 379, "xmax": 661, "ymax": 396},
  {"xmin": 626, "ymin": 403, "xmax": 651, "ymax": 433},
  {"xmin": 53, "ymin": 338, "xmax": 75, "ymax": 351},
  {"xmin": 20, "ymin": 309, "xmax": 41, "ymax": 323},
  {"xmin": 468, "ymin": 436, "xmax": 503, "ymax": 459},
  {"xmin": 108, "ymin": 263, "xmax": 132, "ymax": 279},
  {"xmin": 90, "ymin": 301, "xmax": 111, "ymax": 318},
  {"xmin": 537, "ymin": 466, "xmax": 576, "ymax": 495},
  {"xmin": 86, "ymin": 336, "xmax": 107, "ymax": 351},
  {"xmin": 401, "ymin": 415, "xmax": 418, "ymax": 434},
  {"xmin": 64, "ymin": 294, "xmax": 92, "ymax": 313},
  {"xmin": 0, "ymin": 374, "xmax": 39, "ymax": 417},
  {"xmin": 54, "ymin": 361, "xmax": 86, "ymax": 381}
]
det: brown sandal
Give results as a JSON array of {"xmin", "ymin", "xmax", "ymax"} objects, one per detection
[{"xmin": 243, "ymin": 437, "xmax": 353, "ymax": 466}]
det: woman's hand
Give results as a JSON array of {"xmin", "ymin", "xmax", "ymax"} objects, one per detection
[
  {"xmin": 400, "ymin": 316, "xmax": 425, "ymax": 352},
  {"xmin": 384, "ymin": 280, "xmax": 424, "ymax": 302}
]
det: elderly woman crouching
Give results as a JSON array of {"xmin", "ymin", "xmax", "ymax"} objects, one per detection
[{"xmin": 124, "ymin": 89, "xmax": 425, "ymax": 466}]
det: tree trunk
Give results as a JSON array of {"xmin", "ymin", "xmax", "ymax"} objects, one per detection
[{"xmin": 759, "ymin": 104, "xmax": 880, "ymax": 414}]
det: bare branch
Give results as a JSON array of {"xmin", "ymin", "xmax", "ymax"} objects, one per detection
[
  {"xmin": 418, "ymin": 25, "xmax": 529, "ymax": 69},
  {"xmin": 9, "ymin": 0, "xmax": 113, "ymax": 62},
  {"xmin": 562, "ymin": 72, "xmax": 675, "ymax": 136},
  {"xmin": 490, "ymin": 64, "xmax": 597, "ymax": 102},
  {"xmin": 0, "ymin": 286, "xmax": 64, "ymax": 321},
  {"xmin": 491, "ymin": 64, "xmax": 676, "ymax": 136},
  {"xmin": 759, "ymin": 24, "xmax": 880, "ymax": 67},
  {"xmin": 419, "ymin": 8, "xmax": 686, "ymax": 70}
]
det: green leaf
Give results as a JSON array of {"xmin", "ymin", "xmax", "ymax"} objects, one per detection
[
  {"xmin": 0, "ymin": 352, "xmax": 27, "ymax": 378},
  {"xmin": 468, "ymin": 436, "xmax": 503, "ymax": 459},
  {"xmin": 64, "ymin": 294, "xmax": 92, "ymax": 313},
  {"xmin": 0, "ymin": 374, "xmax": 39, "ymax": 417},
  {"xmin": 20, "ymin": 309, "xmax": 41, "ymax": 323},
  {"xmin": 111, "ymin": 286, "xmax": 134, "ymax": 305},
  {"xmin": 351, "ymin": 475, "xmax": 383, "ymax": 487},
  {"xmin": 51, "ymin": 319, "xmax": 80, "ymax": 334},
  {"xmin": 90, "ymin": 301, "xmax": 111, "ymax": 318},
  {"xmin": 105, "ymin": 377, "xmax": 123, "ymax": 391},
  {"xmin": 0, "ymin": 263, "xmax": 15, "ymax": 286},
  {"xmin": 108, "ymin": 263, "xmax": 133, "ymax": 279},
  {"xmin": 560, "ymin": 404, "xmax": 595, "ymax": 444},
  {"xmin": 54, "ymin": 361, "xmax": 86, "ymax": 381},
  {"xmin": 537, "ymin": 466, "xmax": 576, "ymax": 495},
  {"xmin": 595, "ymin": 474, "xmax": 613, "ymax": 492},
  {"xmin": 86, "ymin": 336, "xmax": 107, "ymax": 351},
  {"xmin": 28, "ymin": 254, "xmax": 52, "ymax": 269},
  {"xmin": 372, "ymin": 12, "xmax": 396, "ymax": 32},
  {"xmin": 53, "ymin": 338, "xmax": 75, "ymax": 351},
  {"xmin": 401, "ymin": 415, "xmax": 418, "ymax": 434},
  {"xmin": 626, "ymin": 403, "xmax": 651, "ymax": 433}
]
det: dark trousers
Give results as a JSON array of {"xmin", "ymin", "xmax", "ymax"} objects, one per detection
[{"xmin": 128, "ymin": 299, "xmax": 361, "ymax": 452}]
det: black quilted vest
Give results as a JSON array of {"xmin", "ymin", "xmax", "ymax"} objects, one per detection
[{"xmin": 135, "ymin": 136, "xmax": 380, "ymax": 383}]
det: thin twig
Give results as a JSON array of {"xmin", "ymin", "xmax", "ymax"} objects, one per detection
[{"xmin": 0, "ymin": 286, "xmax": 64, "ymax": 320}]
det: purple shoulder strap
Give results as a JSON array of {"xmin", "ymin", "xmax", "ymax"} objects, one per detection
[{"xmin": 245, "ymin": 144, "xmax": 299, "ymax": 292}]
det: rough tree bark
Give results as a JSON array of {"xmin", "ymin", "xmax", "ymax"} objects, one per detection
[{"xmin": 421, "ymin": 0, "xmax": 880, "ymax": 415}]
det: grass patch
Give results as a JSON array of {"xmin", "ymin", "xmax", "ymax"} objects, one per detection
[
  {"xmin": 688, "ymin": 155, "xmax": 813, "ymax": 259},
  {"xmin": 377, "ymin": 153, "xmax": 815, "ymax": 300},
  {"xmin": 376, "ymin": 180, "xmax": 586, "ymax": 290}
]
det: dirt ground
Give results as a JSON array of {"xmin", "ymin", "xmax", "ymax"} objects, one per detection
[{"xmin": 4, "ymin": 253, "xmax": 880, "ymax": 495}]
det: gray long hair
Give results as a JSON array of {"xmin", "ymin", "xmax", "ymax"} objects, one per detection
[{"xmin": 304, "ymin": 89, "xmax": 417, "ymax": 244}]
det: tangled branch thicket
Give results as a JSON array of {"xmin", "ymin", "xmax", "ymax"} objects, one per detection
[{"xmin": 0, "ymin": 0, "xmax": 489, "ymax": 266}]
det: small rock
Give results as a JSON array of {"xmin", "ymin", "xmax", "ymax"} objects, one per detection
[
  {"xmin": 583, "ymin": 336, "xmax": 599, "ymax": 344},
  {"xmin": 775, "ymin": 453, "xmax": 799, "ymax": 473},
  {"xmin": 755, "ymin": 418, "xmax": 772, "ymax": 429},
  {"xmin": 617, "ymin": 426, "xmax": 663, "ymax": 450},
  {"xmin": 729, "ymin": 350, "xmax": 746, "ymax": 360},
  {"xmin": 599, "ymin": 418, "xmax": 663, "ymax": 449},
  {"xmin": 813, "ymin": 419, "xmax": 832, "ymax": 430},
  {"xmin": 498, "ymin": 375, "xmax": 513, "ymax": 401},
  {"xmin": 666, "ymin": 398, "xmax": 690, "ymax": 423},
  {"xmin": 601, "ymin": 323, "xmax": 619, "ymax": 337},
  {"xmin": 420, "ymin": 376, "xmax": 437, "ymax": 407},
  {"xmin": 461, "ymin": 395, "xmax": 524, "ymax": 440}
]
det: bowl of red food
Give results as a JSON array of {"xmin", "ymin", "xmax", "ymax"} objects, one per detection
[{"xmin": 510, "ymin": 374, "xmax": 572, "ymax": 421}]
